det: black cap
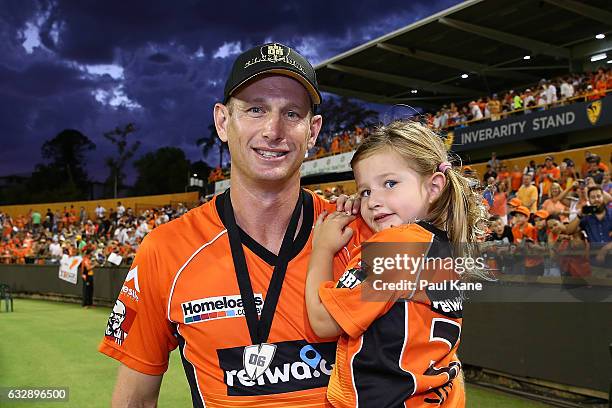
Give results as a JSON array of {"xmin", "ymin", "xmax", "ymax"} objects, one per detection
[{"xmin": 223, "ymin": 42, "xmax": 321, "ymax": 105}]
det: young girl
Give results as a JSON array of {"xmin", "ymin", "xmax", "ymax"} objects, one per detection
[{"xmin": 306, "ymin": 120, "xmax": 485, "ymax": 407}]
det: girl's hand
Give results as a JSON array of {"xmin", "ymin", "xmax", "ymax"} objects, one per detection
[
  {"xmin": 312, "ymin": 210, "xmax": 356, "ymax": 255},
  {"xmin": 329, "ymin": 194, "xmax": 361, "ymax": 215}
]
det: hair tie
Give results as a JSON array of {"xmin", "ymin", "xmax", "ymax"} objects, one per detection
[{"xmin": 438, "ymin": 161, "xmax": 452, "ymax": 173}]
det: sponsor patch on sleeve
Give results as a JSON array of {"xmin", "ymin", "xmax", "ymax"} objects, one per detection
[
  {"xmin": 104, "ymin": 299, "xmax": 137, "ymax": 346},
  {"xmin": 336, "ymin": 265, "xmax": 366, "ymax": 289}
]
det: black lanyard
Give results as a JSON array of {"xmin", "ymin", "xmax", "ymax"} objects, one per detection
[{"xmin": 222, "ymin": 189, "xmax": 303, "ymax": 345}]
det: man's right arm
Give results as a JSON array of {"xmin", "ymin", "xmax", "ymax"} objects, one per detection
[{"xmin": 112, "ymin": 365, "xmax": 163, "ymax": 408}]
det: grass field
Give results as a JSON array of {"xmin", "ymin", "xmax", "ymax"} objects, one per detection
[{"xmin": 0, "ymin": 299, "xmax": 552, "ymax": 407}]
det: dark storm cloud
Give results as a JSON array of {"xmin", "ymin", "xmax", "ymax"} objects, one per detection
[
  {"xmin": 0, "ymin": 0, "xmax": 460, "ymax": 181},
  {"xmin": 148, "ymin": 53, "xmax": 172, "ymax": 64}
]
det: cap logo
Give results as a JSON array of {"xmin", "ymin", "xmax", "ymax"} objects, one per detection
[
  {"xmin": 243, "ymin": 43, "xmax": 307, "ymax": 75},
  {"xmin": 263, "ymin": 43, "xmax": 287, "ymax": 61}
]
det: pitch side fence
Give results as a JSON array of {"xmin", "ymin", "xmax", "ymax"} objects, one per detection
[{"xmin": 0, "ymin": 265, "xmax": 610, "ymax": 395}]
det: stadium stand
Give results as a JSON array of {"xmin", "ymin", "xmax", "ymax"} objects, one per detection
[
  {"xmin": 0, "ymin": 192, "xmax": 200, "ymax": 266},
  {"xmin": 209, "ymin": 67, "xmax": 611, "ymax": 181}
]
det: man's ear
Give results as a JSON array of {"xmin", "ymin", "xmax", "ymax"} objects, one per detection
[
  {"xmin": 214, "ymin": 103, "xmax": 230, "ymax": 143},
  {"xmin": 427, "ymin": 172, "xmax": 447, "ymax": 203},
  {"xmin": 307, "ymin": 114, "xmax": 323, "ymax": 150}
]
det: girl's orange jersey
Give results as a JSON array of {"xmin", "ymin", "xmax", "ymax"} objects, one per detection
[{"xmin": 319, "ymin": 222, "xmax": 465, "ymax": 407}]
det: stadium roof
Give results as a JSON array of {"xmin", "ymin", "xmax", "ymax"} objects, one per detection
[{"xmin": 315, "ymin": 0, "xmax": 612, "ymax": 109}]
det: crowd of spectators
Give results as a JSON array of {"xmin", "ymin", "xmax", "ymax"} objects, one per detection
[
  {"xmin": 306, "ymin": 125, "xmax": 371, "ymax": 159},
  {"xmin": 2, "ymin": 149, "xmax": 610, "ymax": 277},
  {"xmin": 480, "ymin": 151, "xmax": 612, "ymax": 277},
  {"xmin": 0, "ymin": 201, "xmax": 195, "ymax": 266},
  {"xmin": 207, "ymin": 68, "xmax": 611, "ymax": 183},
  {"xmin": 430, "ymin": 67, "xmax": 612, "ymax": 130}
]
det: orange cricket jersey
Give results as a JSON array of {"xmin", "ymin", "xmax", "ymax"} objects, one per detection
[
  {"xmin": 319, "ymin": 222, "xmax": 465, "ymax": 408},
  {"xmin": 98, "ymin": 189, "xmax": 369, "ymax": 408}
]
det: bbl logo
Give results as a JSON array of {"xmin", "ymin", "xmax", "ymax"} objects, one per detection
[
  {"xmin": 587, "ymin": 100, "xmax": 602, "ymax": 125},
  {"xmin": 260, "ymin": 43, "xmax": 289, "ymax": 63}
]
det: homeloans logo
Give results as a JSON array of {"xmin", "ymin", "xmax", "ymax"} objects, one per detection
[
  {"xmin": 182, "ymin": 294, "xmax": 263, "ymax": 324},
  {"xmin": 218, "ymin": 340, "xmax": 336, "ymax": 396}
]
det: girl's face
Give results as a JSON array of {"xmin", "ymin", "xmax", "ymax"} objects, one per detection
[{"xmin": 353, "ymin": 148, "xmax": 434, "ymax": 233}]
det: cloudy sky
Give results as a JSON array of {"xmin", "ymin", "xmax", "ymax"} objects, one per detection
[{"xmin": 0, "ymin": 0, "xmax": 460, "ymax": 182}]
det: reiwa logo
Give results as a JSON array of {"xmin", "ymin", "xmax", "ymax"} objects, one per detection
[
  {"xmin": 181, "ymin": 294, "xmax": 263, "ymax": 324},
  {"xmin": 218, "ymin": 341, "xmax": 336, "ymax": 396}
]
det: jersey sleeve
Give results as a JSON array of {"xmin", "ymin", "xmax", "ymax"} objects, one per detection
[
  {"xmin": 318, "ymin": 260, "xmax": 394, "ymax": 339},
  {"xmin": 98, "ymin": 234, "xmax": 178, "ymax": 375},
  {"xmin": 319, "ymin": 225, "xmax": 434, "ymax": 338}
]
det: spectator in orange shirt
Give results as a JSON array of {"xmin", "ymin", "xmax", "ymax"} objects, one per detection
[
  {"xmin": 490, "ymin": 182, "xmax": 509, "ymax": 224},
  {"xmin": 557, "ymin": 160, "xmax": 575, "ymax": 190},
  {"xmin": 510, "ymin": 206, "xmax": 542, "ymax": 275},
  {"xmin": 510, "ymin": 165, "xmax": 523, "ymax": 194},
  {"xmin": 541, "ymin": 156, "xmax": 560, "ymax": 179},
  {"xmin": 510, "ymin": 206, "xmax": 537, "ymax": 244},
  {"xmin": 497, "ymin": 163, "xmax": 510, "ymax": 191},
  {"xmin": 330, "ymin": 135, "xmax": 340, "ymax": 154},
  {"xmin": 539, "ymin": 156, "xmax": 560, "ymax": 201},
  {"xmin": 541, "ymin": 182, "xmax": 571, "ymax": 222}
]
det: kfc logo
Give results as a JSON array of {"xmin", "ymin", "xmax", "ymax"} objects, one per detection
[{"xmin": 105, "ymin": 300, "xmax": 136, "ymax": 345}]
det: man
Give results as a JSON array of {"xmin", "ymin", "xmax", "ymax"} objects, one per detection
[
  {"xmin": 99, "ymin": 43, "xmax": 362, "ymax": 407},
  {"xmin": 487, "ymin": 95, "xmax": 501, "ymax": 121},
  {"xmin": 117, "ymin": 202, "xmax": 126, "ymax": 219},
  {"xmin": 517, "ymin": 174, "xmax": 538, "ymax": 213},
  {"xmin": 542, "ymin": 80, "xmax": 557, "ymax": 105},
  {"xmin": 95, "ymin": 204, "xmax": 106, "ymax": 220},
  {"xmin": 482, "ymin": 164, "xmax": 497, "ymax": 184},
  {"xmin": 81, "ymin": 248, "xmax": 95, "ymax": 308},
  {"xmin": 487, "ymin": 152, "xmax": 500, "ymax": 169},
  {"xmin": 540, "ymin": 156, "xmax": 560, "ymax": 201},
  {"xmin": 565, "ymin": 186, "xmax": 612, "ymax": 264},
  {"xmin": 31, "ymin": 209, "xmax": 41, "ymax": 234},
  {"xmin": 559, "ymin": 77, "xmax": 574, "ymax": 101},
  {"xmin": 523, "ymin": 89, "xmax": 535, "ymax": 113},
  {"xmin": 469, "ymin": 100, "xmax": 483, "ymax": 120},
  {"xmin": 585, "ymin": 155, "xmax": 606, "ymax": 184}
]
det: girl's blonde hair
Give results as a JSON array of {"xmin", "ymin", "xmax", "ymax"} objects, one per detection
[{"xmin": 351, "ymin": 120, "xmax": 488, "ymax": 275}]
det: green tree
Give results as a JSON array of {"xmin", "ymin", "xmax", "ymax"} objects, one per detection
[
  {"xmin": 133, "ymin": 147, "xmax": 190, "ymax": 195},
  {"xmin": 104, "ymin": 123, "xmax": 141, "ymax": 198},
  {"xmin": 197, "ymin": 124, "xmax": 228, "ymax": 168},
  {"xmin": 40, "ymin": 129, "xmax": 96, "ymax": 192},
  {"xmin": 190, "ymin": 160, "xmax": 212, "ymax": 183}
]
